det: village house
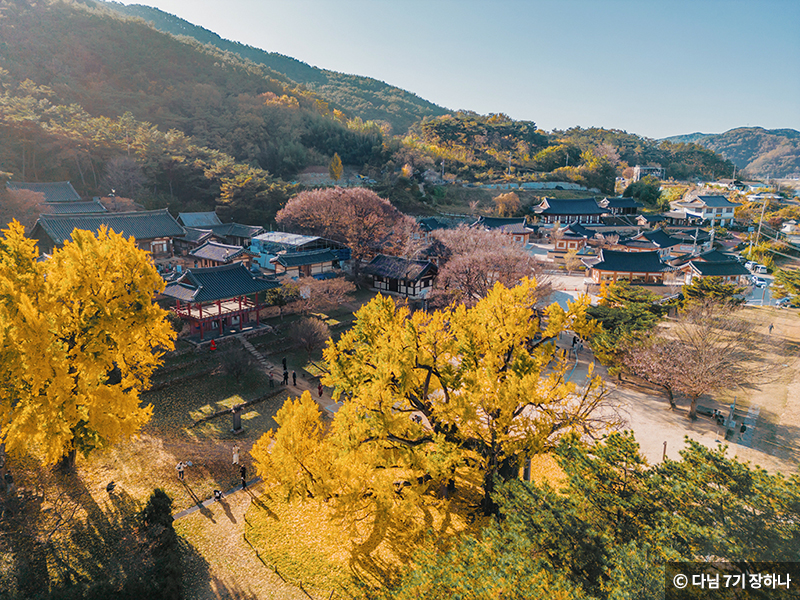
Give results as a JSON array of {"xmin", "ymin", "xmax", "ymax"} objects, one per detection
[
  {"xmin": 178, "ymin": 212, "xmax": 265, "ymax": 247},
  {"xmin": 676, "ymin": 195, "xmax": 737, "ymax": 226},
  {"xmin": 249, "ymin": 231, "xmax": 350, "ymax": 270},
  {"xmin": 270, "ymin": 249, "xmax": 341, "ymax": 278},
  {"xmin": 534, "ymin": 197, "xmax": 605, "ymax": 225},
  {"xmin": 671, "ymin": 249, "xmax": 751, "ymax": 285},
  {"xmin": 162, "ymin": 263, "xmax": 280, "ymax": 340},
  {"xmin": 30, "ymin": 209, "xmax": 185, "ymax": 257},
  {"xmin": 7, "ymin": 180, "xmax": 82, "ymax": 203},
  {"xmin": 599, "ymin": 196, "xmax": 643, "ymax": 216},
  {"xmin": 471, "ymin": 216, "xmax": 535, "ymax": 245},
  {"xmin": 586, "ymin": 249, "xmax": 674, "ymax": 285},
  {"xmin": 189, "ymin": 240, "xmax": 256, "ymax": 269},
  {"xmin": 363, "ymin": 254, "xmax": 437, "ymax": 299}
]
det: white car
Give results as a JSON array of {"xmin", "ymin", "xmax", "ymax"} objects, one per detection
[{"xmin": 751, "ymin": 276, "xmax": 767, "ymax": 288}]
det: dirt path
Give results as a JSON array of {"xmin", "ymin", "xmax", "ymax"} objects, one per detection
[{"xmin": 177, "ymin": 481, "xmax": 310, "ymax": 600}]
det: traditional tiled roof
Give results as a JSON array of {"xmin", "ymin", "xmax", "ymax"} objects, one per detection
[
  {"xmin": 363, "ymin": 254, "xmax": 437, "ymax": 282},
  {"xmin": 273, "ymin": 249, "xmax": 338, "ymax": 267},
  {"xmin": 178, "ymin": 227, "xmax": 214, "ymax": 244},
  {"xmin": 565, "ymin": 222, "xmax": 594, "ymax": 238},
  {"xmin": 641, "ymin": 229, "xmax": 682, "ymax": 248},
  {"xmin": 7, "ymin": 181, "xmax": 80, "ymax": 203},
  {"xmin": 536, "ymin": 197, "xmax": 604, "ymax": 215},
  {"xmin": 695, "ymin": 249, "xmax": 737, "ymax": 263},
  {"xmin": 177, "ymin": 212, "xmax": 223, "ymax": 227},
  {"xmin": 210, "ymin": 222, "xmax": 264, "ymax": 239},
  {"xmin": 620, "ymin": 239, "xmax": 658, "ymax": 251},
  {"xmin": 472, "ymin": 216, "xmax": 533, "ymax": 234},
  {"xmin": 590, "ymin": 250, "xmax": 671, "ymax": 273},
  {"xmin": 32, "ymin": 209, "xmax": 185, "ymax": 245},
  {"xmin": 41, "ymin": 200, "xmax": 107, "ymax": 214},
  {"xmin": 637, "ymin": 214, "xmax": 665, "ymax": 223},
  {"xmin": 418, "ymin": 217, "xmax": 451, "ymax": 232},
  {"xmin": 190, "ymin": 241, "xmax": 248, "ymax": 263},
  {"xmin": 162, "ymin": 263, "xmax": 280, "ymax": 303},
  {"xmin": 688, "ymin": 261, "xmax": 750, "ymax": 277},
  {"xmin": 600, "ymin": 197, "xmax": 644, "ymax": 210}
]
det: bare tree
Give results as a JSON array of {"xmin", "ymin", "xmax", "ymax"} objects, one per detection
[
  {"xmin": 290, "ymin": 317, "xmax": 331, "ymax": 359},
  {"xmin": 293, "ymin": 277, "xmax": 356, "ymax": 315},
  {"xmin": 493, "ymin": 192, "xmax": 520, "ymax": 216},
  {"xmin": 381, "ymin": 214, "xmax": 427, "ymax": 259},
  {"xmin": 624, "ymin": 302, "xmax": 780, "ymax": 420},
  {"xmin": 275, "ymin": 187, "xmax": 404, "ymax": 277},
  {"xmin": 101, "ymin": 156, "xmax": 147, "ymax": 199},
  {"xmin": 431, "ymin": 225, "xmax": 549, "ymax": 307},
  {"xmin": 0, "ymin": 188, "xmax": 44, "ymax": 232},
  {"xmin": 563, "ymin": 249, "xmax": 584, "ymax": 275}
]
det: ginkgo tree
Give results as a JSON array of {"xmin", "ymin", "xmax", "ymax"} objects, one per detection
[
  {"xmin": 0, "ymin": 221, "xmax": 176, "ymax": 467},
  {"xmin": 252, "ymin": 278, "xmax": 616, "ymax": 516}
]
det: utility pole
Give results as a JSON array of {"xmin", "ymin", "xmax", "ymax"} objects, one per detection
[{"xmin": 750, "ymin": 196, "xmax": 768, "ymax": 256}]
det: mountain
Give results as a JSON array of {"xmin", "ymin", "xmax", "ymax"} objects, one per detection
[
  {"xmin": 662, "ymin": 127, "xmax": 800, "ymax": 178},
  {"xmin": 101, "ymin": 1, "xmax": 451, "ymax": 134}
]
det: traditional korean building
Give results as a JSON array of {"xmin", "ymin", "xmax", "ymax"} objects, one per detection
[
  {"xmin": 270, "ymin": 249, "xmax": 341, "ymax": 278},
  {"xmin": 7, "ymin": 180, "xmax": 81, "ymax": 203},
  {"xmin": 554, "ymin": 222, "xmax": 593, "ymax": 252},
  {"xmin": 472, "ymin": 216, "xmax": 535, "ymax": 245},
  {"xmin": 162, "ymin": 263, "xmax": 280, "ymax": 340},
  {"xmin": 535, "ymin": 197, "xmax": 605, "ymax": 225},
  {"xmin": 587, "ymin": 249, "xmax": 673, "ymax": 284},
  {"xmin": 674, "ymin": 249, "xmax": 750, "ymax": 285},
  {"xmin": 363, "ymin": 254, "xmax": 437, "ymax": 299},
  {"xmin": 599, "ymin": 197, "xmax": 643, "ymax": 216},
  {"xmin": 629, "ymin": 229, "xmax": 683, "ymax": 258},
  {"xmin": 173, "ymin": 227, "xmax": 219, "ymax": 255},
  {"xmin": 177, "ymin": 212, "xmax": 223, "ymax": 228},
  {"xmin": 189, "ymin": 240, "xmax": 255, "ymax": 268},
  {"xmin": 40, "ymin": 199, "xmax": 107, "ymax": 214},
  {"xmin": 30, "ymin": 209, "xmax": 185, "ymax": 257}
]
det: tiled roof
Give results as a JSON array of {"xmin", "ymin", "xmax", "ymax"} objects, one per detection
[
  {"xmin": 694, "ymin": 195, "xmax": 738, "ymax": 208},
  {"xmin": 162, "ymin": 263, "xmax": 280, "ymax": 303},
  {"xmin": 32, "ymin": 209, "xmax": 185, "ymax": 245},
  {"xmin": 41, "ymin": 200, "xmax": 107, "ymax": 214},
  {"xmin": 591, "ymin": 250, "xmax": 671, "ymax": 273},
  {"xmin": 688, "ymin": 261, "xmax": 750, "ymax": 277},
  {"xmin": 7, "ymin": 181, "xmax": 81, "ymax": 203},
  {"xmin": 178, "ymin": 227, "xmax": 214, "ymax": 244},
  {"xmin": 210, "ymin": 223, "xmax": 264, "ymax": 239},
  {"xmin": 178, "ymin": 212, "xmax": 223, "ymax": 227},
  {"xmin": 190, "ymin": 241, "xmax": 247, "ymax": 263},
  {"xmin": 637, "ymin": 214, "xmax": 665, "ymax": 223},
  {"xmin": 363, "ymin": 254, "xmax": 437, "ymax": 282},
  {"xmin": 537, "ymin": 197, "xmax": 605, "ymax": 215},
  {"xmin": 642, "ymin": 229, "xmax": 681, "ymax": 248},
  {"xmin": 695, "ymin": 249, "xmax": 737, "ymax": 263},
  {"xmin": 473, "ymin": 217, "xmax": 533, "ymax": 234},
  {"xmin": 273, "ymin": 249, "xmax": 338, "ymax": 267},
  {"xmin": 602, "ymin": 197, "xmax": 644, "ymax": 210},
  {"xmin": 565, "ymin": 222, "xmax": 594, "ymax": 238}
]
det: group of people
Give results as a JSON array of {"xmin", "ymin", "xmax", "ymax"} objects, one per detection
[
  {"xmin": 269, "ymin": 357, "xmax": 325, "ymax": 398},
  {"xmin": 175, "ymin": 444, "xmax": 249, "ymax": 503}
]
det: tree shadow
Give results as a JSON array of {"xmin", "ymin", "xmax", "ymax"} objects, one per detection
[{"xmin": 182, "ymin": 481, "xmax": 216, "ymax": 523}]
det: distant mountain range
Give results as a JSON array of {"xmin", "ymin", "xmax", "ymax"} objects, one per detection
[
  {"xmin": 101, "ymin": 1, "xmax": 451, "ymax": 134},
  {"xmin": 662, "ymin": 127, "xmax": 800, "ymax": 178}
]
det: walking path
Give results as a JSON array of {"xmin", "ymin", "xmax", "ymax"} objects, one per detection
[
  {"xmin": 238, "ymin": 336, "xmax": 340, "ymax": 414},
  {"xmin": 173, "ymin": 476, "xmax": 263, "ymax": 520}
]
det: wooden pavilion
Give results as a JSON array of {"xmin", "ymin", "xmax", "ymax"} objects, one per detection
[{"xmin": 162, "ymin": 263, "xmax": 281, "ymax": 340}]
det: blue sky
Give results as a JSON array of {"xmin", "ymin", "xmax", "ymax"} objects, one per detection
[{"xmin": 117, "ymin": 0, "xmax": 799, "ymax": 139}]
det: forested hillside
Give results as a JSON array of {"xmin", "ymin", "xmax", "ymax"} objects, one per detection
[
  {"xmin": 662, "ymin": 127, "xmax": 800, "ymax": 178},
  {"xmin": 101, "ymin": 1, "xmax": 451, "ymax": 134},
  {"xmin": 0, "ymin": 0, "xmax": 386, "ymax": 181}
]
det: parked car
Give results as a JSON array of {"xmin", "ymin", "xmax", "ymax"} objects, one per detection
[
  {"xmin": 752, "ymin": 264, "xmax": 768, "ymax": 274},
  {"xmin": 751, "ymin": 276, "xmax": 767, "ymax": 288},
  {"xmin": 745, "ymin": 261, "xmax": 756, "ymax": 270},
  {"xmin": 777, "ymin": 297, "xmax": 799, "ymax": 308}
]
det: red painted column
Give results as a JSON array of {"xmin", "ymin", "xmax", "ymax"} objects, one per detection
[{"xmin": 255, "ymin": 292, "xmax": 260, "ymax": 325}]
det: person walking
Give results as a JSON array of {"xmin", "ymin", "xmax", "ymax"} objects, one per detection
[
  {"xmin": 240, "ymin": 465, "xmax": 247, "ymax": 489},
  {"xmin": 176, "ymin": 461, "xmax": 185, "ymax": 481},
  {"xmin": 769, "ymin": 323, "xmax": 774, "ymax": 335},
  {"xmin": 318, "ymin": 382, "xmax": 323, "ymax": 398},
  {"xmin": 292, "ymin": 370, "xmax": 297, "ymax": 386},
  {"xmin": 232, "ymin": 444, "xmax": 240, "ymax": 465}
]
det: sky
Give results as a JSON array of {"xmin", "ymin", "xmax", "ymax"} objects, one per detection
[{"xmin": 116, "ymin": 0, "xmax": 800, "ymax": 139}]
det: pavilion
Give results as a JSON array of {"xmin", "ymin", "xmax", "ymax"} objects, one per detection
[{"xmin": 162, "ymin": 263, "xmax": 280, "ymax": 340}]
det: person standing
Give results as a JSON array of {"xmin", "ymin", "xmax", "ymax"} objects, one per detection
[
  {"xmin": 282, "ymin": 357, "xmax": 287, "ymax": 371},
  {"xmin": 769, "ymin": 323, "xmax": 774, "ymax": 335},
  {"xmin": 232, "ymin": 444, "xmax": 240, "ymax": 465},
  {"xmin": 292, "ymin": 370, "xmax": 297, "ymax": 386},
  {"xmin": 240, "ymin": 464, "xmax": 247, "ymax": 489},
  {"xmin": 318, "ymin": 382, "xmax": 323, "ymax": 397},
  {"xmin": 176, "ymin": 461, "xmax": 185, "ymax": 481},
  {"xmin": 283, "ymin": 369, "xmax": 289, "ymax": 385}
]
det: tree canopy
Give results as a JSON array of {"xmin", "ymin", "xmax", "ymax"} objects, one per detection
[
  {"xmin": 0, "ymin": 222, "xmax": 175, "ymax": 465},
  {"xmin": 252, "ymin": 279, "xmax": 613, "ymax": 517}
]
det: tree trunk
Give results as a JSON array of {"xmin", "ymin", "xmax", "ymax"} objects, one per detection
[
  {"xmin": 481, "ymin": 468, "xmax": 498, "ymax": 516},
  {"xmin": 664, "ymin": 386, "xmax": 676, "ymax": 409},
  {"xmin": 55, "ymin": 448, "xmax": 77, "ymax": 472},
  {"xmin": 688, "ymin": 396, "xmax": 699, "ymax": 421}
]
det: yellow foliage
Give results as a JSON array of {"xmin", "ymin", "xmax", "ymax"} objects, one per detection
[{"xmin": 0, "ymin": 222, "xmax": 175, "ymax": 464}]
